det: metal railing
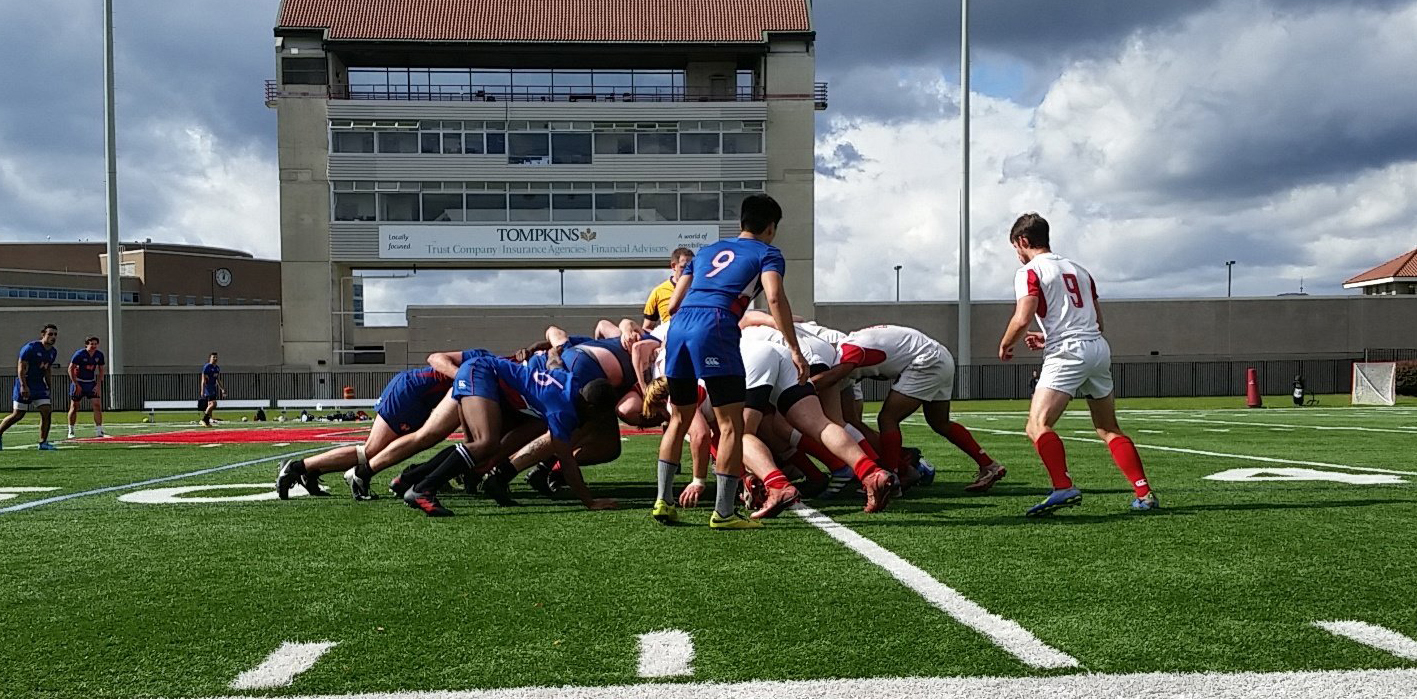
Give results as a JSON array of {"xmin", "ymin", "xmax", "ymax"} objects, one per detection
[
  {"xmin": 6, "ymin": 355, "xmax": 1398, "ymax": 412},
  {"xmin": 266, "ymin": 80, "xmax": 831, "ymax": 105}
]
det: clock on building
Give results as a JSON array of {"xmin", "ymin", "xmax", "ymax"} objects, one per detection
[{"xmin": 214, "ymin": 268, "xmax": 233, "ymax": 287}]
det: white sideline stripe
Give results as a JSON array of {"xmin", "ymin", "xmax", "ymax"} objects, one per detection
[
  {"xmin": 194, "ymin": 667, "xmax": 1417, "ymax": 699},
  {"xmin": 229, "ymin": 641, "xmax": 337, "ymax": 690},
  {"xmin": 637, "ymin": 630, "xmax": 694, "ymax": 678},
  {"xmin": 1070, "ymin": 414, "xmax": 1417, "ymax": 435},
  {"xmin": 0, "ymin": 446, "xmax": 327, "ymax": 514},
  {"xmin": 791, "ymin": 503, "xmax": 1080, "ymax": 669},
  {"xmin": 1316, "ymin": 621, "xmax": 1417, "ymax": 661},
  {"xmin": 963, "ymin": 427, "xmax": 1417, "ymax": 476}
]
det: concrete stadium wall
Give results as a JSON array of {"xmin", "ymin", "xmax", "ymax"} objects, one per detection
[
  {"xmin": 398, "ymin": 295, "xmax": 1416, "ymax": 368},
  {"xmin": 0, "ymin": 306, "xmax": 283, "ymax": 372}
]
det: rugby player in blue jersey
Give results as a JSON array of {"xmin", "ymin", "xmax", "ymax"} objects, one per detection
[
  {"xmin": 198, "ymin": 352, "xmax": 224, "ymax": 427},
  {"xmin": 66, "ymin": 336, "xmax": 106, "ymax": 439},
  {"xmin": 399, "ymin": 355, "xmax": 619, "ymax": 517},
  {"xmin": 0, "ymin": 324, "xmax": 60, "ymax": 451},
  {"xmin": 654, "ymin": 194, "xmax": 811, "ymax": 529},
  {"xmin": 275, "ymin": 350, "xmax": 488, "ymax": 500}
]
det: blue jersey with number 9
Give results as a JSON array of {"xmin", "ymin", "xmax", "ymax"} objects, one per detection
[{"xmin": 679, "ymin": 238, "xmax": 786, "ymax": 318}]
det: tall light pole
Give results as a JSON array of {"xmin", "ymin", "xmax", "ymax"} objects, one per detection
[
  {"xmin": 957, "ymin": 0, "xmax": 972, "ymax": 399},
  {"xmin": 894, "ymin": 265, "xmax": 902, "ymax": 302},
  {"xmin": 103, "ymin": 0, "xmax": 124, "ymax": 410},
  {"xmin": 1226, "ymin": 260, "xmax": 1237, "ymax": 297}
]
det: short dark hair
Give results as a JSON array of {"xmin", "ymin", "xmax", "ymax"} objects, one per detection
[
  {"xmin": 1009, "ymin": 213, "xmax": 1050, "ymax": 249},
  {"xmin": 41, "ymin": 324, "xmax": 58, "ymax": 333},
  {"xmin": 740, "ymin": 194, "xmax": 783, "ymax": 235},
  {"xmin": 670, "ymin": 247, "xmax": 695, "ymax": 264},
  {"xmin": 576, "ymin": 378, "xmax": 618, "ymax": 421},
  {"xmin": 209, "ymin": 351, "xmax": 219, "ymax": 357},
  {"xmin": 85, "ymin": 336, "xmax": 100, "ymax": 344}
]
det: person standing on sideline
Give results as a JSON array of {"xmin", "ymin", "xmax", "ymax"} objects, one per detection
[
  {"xmin": 642, "ymin": 247, "xmax": 695, "ymax": 332},
  {"xmin": 199, "ymin": 352, "xmax": 224, "ymax": 427},
  {"xmin": 0, "ymin": 324, "xmax": 60, "ymax": 451},
  {"xmin": 997, "ymin": 213, "xmax": 1158, "ymax": 516},
  {"xmin": 66, "ymin": 336, "xmax": 106, "ymax": 439}
]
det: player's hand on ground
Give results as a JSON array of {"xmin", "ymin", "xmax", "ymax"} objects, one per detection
[
  {"xmin": 792, "ymin": 351, "xmax": 811, "ymax": 384},
  {"xmin": 1024, "ymin": 332, "xmax": 1045, "ymax": 350},
  {"xmin": 678, "ymin": 481, "xmax": 705, "ymax": 508},
  {"xmin": 585, "ymin": 498, "xmax": 618, "ymax": 510},
  {"xmin": 998, "ymin": 344, "xmax": 1014, "ymax": 362}
]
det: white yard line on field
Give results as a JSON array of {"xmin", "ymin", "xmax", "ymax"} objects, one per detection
[
  {"xmin": 1062, "ymin": 414, "xmax": 1417, "ymax": 435},
  {"xmin": 229, "ymin": 641, "xmax": 337, "ymax": 690},
  {"xmin": 637, "ymin": 630, "xmax": 694, "ymax": 678},
  {"xmin": 930, "ymin": 422, "xmax": 1417, "ymax": 476},
  {"xmin": 0, "ymin": 446, "xmax": 327, "ymax": 514},
  {"xmin": 193, "ymin": 667, "xmax": 1417, "ymax": 699},
  {"xmin": 791, "ymin": 503, "xmax": 1080, "ymax": 670},
  {"xmin": 1315, "ymin": 621, "xmax": 1417, "ymax": 661}
]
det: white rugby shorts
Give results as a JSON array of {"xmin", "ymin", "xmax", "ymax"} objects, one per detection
[
  {"xmin": 891, "ymin": 348, "xmax": 955, "ymax": 402},
  {"xmin": 1037, "ymin": 337, "xmax": 1114, "ymax": 399},
  {"xmin": 742, "ymin": 341, "xmax": 798, "ymax": 407}
]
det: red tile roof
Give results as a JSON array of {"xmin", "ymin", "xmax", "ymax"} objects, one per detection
[
  {"xmin": 277, "ymin": 0, "xmax": 812, "ymax": 43},
  {"xmin": 1345, "ymin": 248, "xmax": 1417, "ymax": 285}
]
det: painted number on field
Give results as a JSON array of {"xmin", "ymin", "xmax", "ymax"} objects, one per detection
[
  {"xmin": 1205, "ymin": 468, "xmax": 1406, "ymax": 485},
  {"xmin": 0, "ymin": 487, "xmax": 60, "ymax": 501},
  {"xmin": 118, "ymin": 483, "xmax": 311, "ymax": 504}
]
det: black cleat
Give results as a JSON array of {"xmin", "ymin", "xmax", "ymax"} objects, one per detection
[
  {"xmin": 275, "ymin": 460, "xmax": 305, "ymax": 500},
  {"xmin": 343, "ymin": 467, "xmax": 377, "ymax": 501},
  {"xmin": 524, "ymin": 463, "xmax": 555, "ymax": 498},
  {"xmin": 389, "ymin": 475, "xmax": 412, "ymax": 498},
  {"xmin": 403, "ymin": 489, "xmax": 454, "ymax": 517},
  {"xmin": 480, "ymin": 469, "xmax": 520, "ymax": 507},
  {"xmin": 300, "ymin": 471, "xmax": 330, "ymax": 497}
]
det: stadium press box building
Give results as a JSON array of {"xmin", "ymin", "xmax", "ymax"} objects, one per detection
[{"xmin": 271, "ymin": 0, "xmax": 825, "ymax": 368}]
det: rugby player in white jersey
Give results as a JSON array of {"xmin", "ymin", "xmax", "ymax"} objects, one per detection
[
  {"xmin": 997, "ymin": 213, "xmax": 1158, "ymax": 515},
  {"xmin": 812, "ymin": 324, "xmax": 1005, "ymax": 492}
]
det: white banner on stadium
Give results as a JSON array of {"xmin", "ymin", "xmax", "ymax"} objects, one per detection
[{"xmin": 378, "ymin": 224, "xmax": 717, "ymax": 261}]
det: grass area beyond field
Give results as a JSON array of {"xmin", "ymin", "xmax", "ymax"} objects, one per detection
[{"xmin": 0, "ymin": 397, "xmax": 1415, "ymax": 698}]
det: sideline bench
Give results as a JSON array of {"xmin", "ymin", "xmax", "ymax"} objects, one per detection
[
  {"xmin": 143, "ymin": 399, "xmax": 272, "ymax": 421},
  {"xmin": 276, "ymin": 399, "xmax": 378, "ymax": 411}
]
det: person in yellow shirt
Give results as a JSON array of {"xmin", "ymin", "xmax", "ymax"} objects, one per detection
[{"xmin": 642, "ymin": 247, "xmax": 695, "ymax": 331}]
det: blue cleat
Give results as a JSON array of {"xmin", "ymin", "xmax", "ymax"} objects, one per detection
[
  {"xmin": 1025, "ymin": 487, "xmax": 1082, "ymax": 517},
  {"xmin": 1131, "ymin": 492, "xmax": 1160, "ymax": 511},
  {"xmin": 38, "ymin": 441, "xmax": 58, "ymax": 451}
]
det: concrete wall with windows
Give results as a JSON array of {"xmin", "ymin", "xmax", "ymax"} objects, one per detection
[
  {"xmin": 0, "ymin": 307, "xmax": 282, "ymax": 372},
  {"xmin": 762, "ymin": 38, "xmax": 817, "ymax": 320}
]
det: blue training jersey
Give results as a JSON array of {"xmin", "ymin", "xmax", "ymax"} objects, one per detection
[
  {"xmin": 542, "ymin": 335, "xmax": 635, "ymax": 393},
  {"xmin": 19, "ymin": 341, "xmax": 57, "ymax": 382},
  {"xmin": 69, "ymin": 349, "xmax": 105, "ymax": 382},
  {"xmin": 397, "ymin": 367, "xmax": 454, "ymax": 412},
  {"xmin": 487, "ymin": 357, "xmax": 581, "ymax": 444},
  {"xmin": 679, "ymin": 237, "xmax": 786, "ymax": 318},
  {"xmin": 202, "ymin": 363, "xmax": 220, "ymax": 391}
]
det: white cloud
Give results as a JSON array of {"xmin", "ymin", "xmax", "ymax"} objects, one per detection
[{"xmin": 815, "ymin": 0, "xmax": 1417, "ymax": 303}]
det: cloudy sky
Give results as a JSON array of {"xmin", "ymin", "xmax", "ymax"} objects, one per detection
[{"xmin": 2, "ymin": 0, "xmax": 1415, "ymax": 321}]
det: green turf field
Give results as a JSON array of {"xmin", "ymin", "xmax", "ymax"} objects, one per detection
[{"xmin": 1, "ymin": 397, "xmax": 1415, "ymax": 698}]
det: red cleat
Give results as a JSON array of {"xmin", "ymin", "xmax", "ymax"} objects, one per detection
[
  {"xmin": 862, "ymin": 470, "xmax": 897, "ymax": 513},
  {"xmin": 963, "ymin": 462, "xmax": 1007, "ymax": 493},
  {"xmin": 750, "ymin": 485, "xmax": 801, "ymax": 519}
]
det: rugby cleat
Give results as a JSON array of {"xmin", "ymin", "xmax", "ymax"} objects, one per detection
[
  {"xmin": 740, "ymin": 474, "xmax": 767, "ymax": 511},
  {"xmin": 1131, "ymin": 492, "xmax": 1160, "ymax": 511},
  {"xmin": 480, "ymin": 469, "xmax": 519, "ymax": 507},
  {"xmin": 709, "ymin": 509, "xmax": 763, "ymax": 530},
  {"xmin": 963, "ymin": 462, "xmax": 1007, "ymax": 493},
  {"xmin": 403, "ymin": 489, "xmax": 454, "ymax": 517},
  {"xmin": 37, "ymin": 441, "xmax": 58, "ymax": 451},
  {"xmin": 275, "ymin": 460, "xmax": 305, "ymax": 500},
  {"xmin": 750, "ymin": 484, "xmax": 801, "ymax": 520},
  {"xmin": 388, "ymin": 475, "xmax": 411, "ymax": 498},
  {"xmin": 343, "ymin": 467, "xmax": 377, "ymax": 501},
  {"xmin": 650, "ymin": 499, "xmax": 680, "ymax": 525},
  {"xmin": 300, "ymin": 471, "xmax": 331, "ymax": 497},
  {"xmin": 1025, "ymin": 487, "xmax": 1083, "ymax": 517},
  {"xmin": 66, "ymin": 430, "xmax": 76, "ymax": 440},
  {"xmin": 861, "ymin": 469, "xmax": 897, "ymax": 513},
  {"xmin": 817, "ymin": 470, "xmax": 857, "ymax": 500},
  {"xmin": 525, "ymin": 463, "xmax": 555, "ymax": 498}
]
